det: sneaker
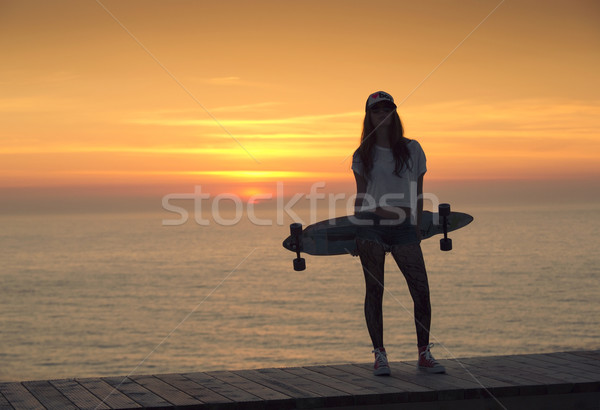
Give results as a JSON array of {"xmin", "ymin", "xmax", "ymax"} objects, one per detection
[
  {"xmin": 372, "ymin": 347, "xmax": 391, "ymax": 376},
  {"xmin": 418, "ymin": 343, "xmax": 446, "ymax": 373}
]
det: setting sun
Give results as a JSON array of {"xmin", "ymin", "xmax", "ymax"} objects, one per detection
[{"xmin": 240, "ymin": 187, "xmax": 272, "ymax": 203}]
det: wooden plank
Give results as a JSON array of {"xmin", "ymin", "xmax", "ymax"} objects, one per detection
[
  {"xmin": 437, "ymin": 358, "xmax": 521, "ymax": 407},
  {"xmin": 304, "ymin": 364, "xmax": 401, "ymax": 406},
  {"xmin": 338, "ymin": 363, "xmax": 436, "ymax": 403},
  {"xmin": 279, "ymin": 366, "xmax": 366, "ymax": 407},
  {"xmin": 102, "ymin": 376, "xmax": 172, "ymax": 408},
  {"xmin": 501, "ymin": 354, "xmax": 596, "ymax": 386},
  {"xmin": 0, "ymin": 388, "xmax": 13, "ymax": 410},
  {"xmin": 22, "ymin": 380, "xmax": 78, "ymax": 410},
  {"xmin": 508, "ymin": 353, "xmax": 600, "ymax": 378},
  {"xmin": 540, "ymin": 352, "xmax": 600, "ymax": 376},
  {"xmin": 501, "ymin": 354, "xmax": 600, "ymax": 394},
  {"xmin": 466, "ymin": 353, "xmax": 596, "ymax": 395},
  {"xmin": 468, "ymin": 355, "xmax": 570, "ymax": 390},
  {"xmin": 439, "ymin": 359, "xmax": 520, "ymax": 396},
  {"xmin": 129, "ymin": 375, "xmax": 203, "ymax": 407},
  {"xmin": 208, "ymin": 370, "xmax": 293, "ymax": 409},
  {"xmin": 383, "ymin": 360, "xmax": 485, "ymax": 391},
  {"xmin": 556, "ymin": 351, "xmax": 600, "ymax": 366},
  {"xmin": 49, "ymin": 379, "xmax": 110, "ymax": 410},
  {"xmin": 0, "ymin": 383, "xmax": 46, "ymax": 410},
  {"xmin": 155, "ymin": 373, "xmax": 233, "ymax": 406},
  {"xmin": 454, "ymin": 356, "xmax": 549, "ymax": 396},
  {"xmin": 183, "ymin": 372, "xmax": 265, "ymax": 408},
  {"xmin": 249, "ymin": 367, "xmax": 349, "ymax": 397},
  {"xmin": 282, "ymin": 366, "xmax": 375, "ymax": 396},
  {"xmin": 306, "ymin": 364, "xmax": 402, "ymax": 394},
  {"xmin": 448, "ymin": 356, "xmax": 531, "ymax": 387},
  {"xmin": 352, "ymin": 361, "xmax": 472, "ymax": 401},
  {"xmin": 236, "ymin": 368, "xmax": 323, "ymax": 397},
  {"xmin": 77, "ymin": 378, "xmax": 141, "ymax": 409},
  {"xmin": 568, "ymin": 350, "xmax": 600, "ymax": 362},
  {"xmin": 341, "ymin": 362, "xmax": 436, "ymax": 393},
  {"xmin": 234, "ymin": 368, "xmax": 330, "ymax": 408}
]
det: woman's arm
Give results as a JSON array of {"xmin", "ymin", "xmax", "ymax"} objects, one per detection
[
  {"xmin": 352, "ymin": 171, "xmax": 367, "ymax": 256},
  {"xmin": 416, "ymin": 173, "xmax": 424, "ymax": 239},
  {"xmin": 353, "ymin": 171, "xmax": 367, "ymax": 213}
]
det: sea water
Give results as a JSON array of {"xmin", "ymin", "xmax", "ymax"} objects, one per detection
[{"xmin": 1, "ymin": 204, "xmax": 599, "ymax": 381}]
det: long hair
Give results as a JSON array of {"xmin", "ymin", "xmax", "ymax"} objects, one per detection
[{"xmin": 356, "ymin": 111, "xmax": 411, "ymax": 180}]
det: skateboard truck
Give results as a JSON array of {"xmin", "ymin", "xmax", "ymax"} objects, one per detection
[
  {"xmin": 289, "ymin": 223, "xmax": 306, "ymax": 271},
  {"xmin": 439, "ymin": 203, "xmax": 452, "ymax": 251}
]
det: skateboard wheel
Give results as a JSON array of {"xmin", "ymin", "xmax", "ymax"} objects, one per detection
[
  {"xmin": 293, "ymin": 257, "xmax": 306, "ymax": 271},
  {"xmin": 440, "ymin": 237, "xmax": 452, "ymax": 251},
  {"xmin": 439, "ymin": 203, "xmax": 451, "ymax": 217},
  {"xmin": 290, "ymin": 223, "xmax": 303, "ymax": 236}
]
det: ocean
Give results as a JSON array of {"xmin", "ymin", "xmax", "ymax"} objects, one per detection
[{"xmin": 1, "ymin": 203, "xmax": 599, "ymax": 382}]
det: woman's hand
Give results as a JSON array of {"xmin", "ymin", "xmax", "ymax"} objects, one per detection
[
  {"xmin": 351, "ymin": 239, "xmax": 360, "ymax": 257},
  {"xmin": 415, "ymin": 226, "xmax": 422, "ymax": 242}
]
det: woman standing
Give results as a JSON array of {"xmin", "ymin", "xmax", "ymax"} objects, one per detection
[{"xmin": 352, "ymin": 91, "xmax": 445, "ymax": 376}]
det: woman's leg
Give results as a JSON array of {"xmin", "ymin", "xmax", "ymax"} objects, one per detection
[
  {"xmin": 391, "ymin": 243, "xmax": 431, "ymax": 347},
  {"xmin": 357, "ymin": 238, "xmax": 386, "ymax": 349}
]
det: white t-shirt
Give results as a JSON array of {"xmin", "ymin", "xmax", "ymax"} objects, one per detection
[{"xmin": 352, "ymin": 140, "xmax": 427, "ymax": 211}]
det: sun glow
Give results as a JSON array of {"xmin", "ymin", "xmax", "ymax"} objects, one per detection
[{"xmin": 240, "ymin": 187, "xmax": 272, "ymax": 203}]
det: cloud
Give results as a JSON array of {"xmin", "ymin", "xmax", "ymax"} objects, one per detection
[
  {"xmin": 0, "ymin": 96, "xmax": 76, "ymax": 112},
  {"xmin": 0, "ymin": 141, "xmax": 353, "ymax": 160},
  {"xmin": 194, "ymin": 76, "xmax": 265, "ymax": 87},
  {"xmin": 171, "ymin": 170, "xmax": 346, "ymax": 180},
  {"xmin": 0, "ymin": 70, "xmax": 80, "ymax": 87},
  {"xmin": 207, "ymin": 76, "xmax": 241, "ymax": 85},
  {"xmin": 208, "ymin": 102, "xmax": 283, "ymax": 113},
  {"xmin": 126, "ymin": 111, "xmax": 361, "ymax": 128},
  {"xmin": 404, "ymin": 98, "xmax": 600, "ymax": 137}
]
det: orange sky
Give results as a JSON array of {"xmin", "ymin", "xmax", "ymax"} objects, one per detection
[{"xmin": 1, "ymin": 0, "xmax": 599, "ymax": 209}]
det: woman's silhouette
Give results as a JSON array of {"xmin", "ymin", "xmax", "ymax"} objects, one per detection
[{"xmin": 352, "ymin": 91, "xmax": 445, "ymax": 375}]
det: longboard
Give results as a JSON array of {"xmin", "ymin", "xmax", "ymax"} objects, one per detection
[{"xmin": 283, "ymin": 204, "xmax": 473, "ymax": 270}]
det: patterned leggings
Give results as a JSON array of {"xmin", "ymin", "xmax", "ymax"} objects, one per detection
[{"xmin": 357, "ymin": 238, "xmax": 431, "ymax": 349}]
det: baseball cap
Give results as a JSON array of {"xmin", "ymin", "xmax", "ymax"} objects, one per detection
[{"xmin": 365, "ymin": 91, "xmax": 396, "ymax": 111}]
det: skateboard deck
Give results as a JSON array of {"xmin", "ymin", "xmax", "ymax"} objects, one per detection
[{"xmin": 283, "ymin": 210, "xmax": 473, "ymax": 256}]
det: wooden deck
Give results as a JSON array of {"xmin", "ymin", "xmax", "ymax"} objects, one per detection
[{"xmin": 1, "ymin": 350, "xmax": 599, "ymax": 409}]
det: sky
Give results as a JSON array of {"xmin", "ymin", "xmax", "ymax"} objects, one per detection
[{"xmin": 1, "ymin": 0, "xmax": 599, "ymax": 212}]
